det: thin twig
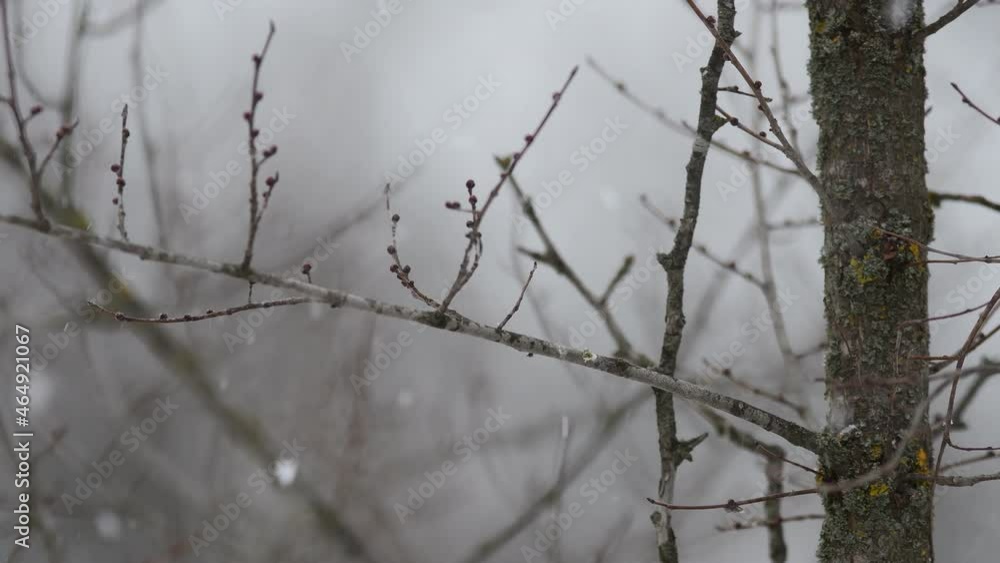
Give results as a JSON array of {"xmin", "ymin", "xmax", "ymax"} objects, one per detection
[
  {"xmin": 89, "ymin": 297, "xmax": 315, "ymax": 323},
  {"xmin": 503, "ymin": 164, "xmax": 637, "ymax": 358},
  {"xmin": 716, "ymin": 513, "xmax": 823, "ymax": 532},
  {"xmin": 641, "ymin": 194, "xmax": 766, "ymax": 288},
  {"xmin": 2, "ymin": 0, "xmax": 51, "ymax": 228},
  {"xmin": 684, "ymin": 0, "xmax": 821, "ymax": 194},
  {"xmin": 647, "ymin": 488, "xmax": 817, "ymax": 511},
  {"xmin": 240, "ymin": 21, "xmax": 278, "ymax": 272},
  {"xmin": 598, "ymin": 255, "xmax": 635, "ymax": 306},
  {"xmin": 437, "ymin": 66, "xmax": 579, "ymax": 313},
  {"xmin": 950, "ymin": 82, "xmax": 1000, "ymax": 125},
  {"xmin": 496, "ymin": 261, "xmax": 537, "ymax": 331},
  {"xmin": 385, "ymin": 185, "xmax": 440, "ymax": 308},
  {"xmin": 585, "ymin": 56, "xmax": 801, "ymax": 176},
  {"xmin": 112, "ymin": 104, "xmax": 130, "ymax": 241},
  {"xmin": 717, "ymin": 105, "xmax": 786, "ymax": 151}
]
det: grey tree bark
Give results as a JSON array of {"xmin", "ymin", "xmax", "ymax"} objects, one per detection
[{"xmin": 807, "ymin": 1, "xmax": 935, "ymax": 561}]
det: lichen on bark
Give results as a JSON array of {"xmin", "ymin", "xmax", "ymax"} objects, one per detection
[{"xmin": 807, "ymin": 0, "xmax": 935, "ymax": 561}]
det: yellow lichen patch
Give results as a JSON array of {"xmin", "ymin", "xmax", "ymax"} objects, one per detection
[
  {"xmin": 915, "ymin": 448, "xmax": 930, "ymax": 474},
  {"xmin": 909, "ymin": 242, "xmax": 924, "ymax": 270},
  {"xmin": 868, "ymin": 482, "xmax": 890, "ymax": 497},
  {"xmin": 870, "ymin": 444, "xmax": 883, "ymax": 461},
  {"xmin": 815, "ymin": 20, "xmax": 827, "ymax": 33},
  {"xmin": 850, "ymin": 257, "xmax": 878, "ymax": 285}
]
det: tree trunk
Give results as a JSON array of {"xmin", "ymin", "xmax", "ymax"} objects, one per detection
[{"xmin": 807, "ymin": 1, "xmax": 935, "ymax": 561}]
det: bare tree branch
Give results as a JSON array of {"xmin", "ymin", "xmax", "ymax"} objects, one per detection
[
  {"xmin": 916, "ymin": 0, "xmax": 982, "ymax": 40},
  {"xmin": 0, "ymin": 214, "xmax": 820, "ymax": 451}
]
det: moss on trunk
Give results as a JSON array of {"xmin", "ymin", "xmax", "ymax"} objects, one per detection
[{"xmin": 806, "ymin": 1, "xmax": 935, "ymax": 561}]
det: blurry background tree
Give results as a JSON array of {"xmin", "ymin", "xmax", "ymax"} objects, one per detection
[{"xmin": 1, "ymin": 1, "xmax": 999, "ymax": 562}]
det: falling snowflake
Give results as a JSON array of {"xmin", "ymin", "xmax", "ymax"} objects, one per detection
[
  {"xmin": 95, "ymin": 511, "xmax": 122, "ymax": 540},
  {"xmin": 273, "ymin": 458, "xmax": 299, "ymax": 487},
  {"xmin": 397, "ymin": 389, "xmax": 414, "ymax": 407}
]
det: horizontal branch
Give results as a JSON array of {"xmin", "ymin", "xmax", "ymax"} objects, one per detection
[
  {"xmin": 1, "ymin": 213, "xmax": 820, "ymax": 452},
  {"xmin": 930, "ymin": 191, "xmax": 1000, "ymax": 213},
  {"xmin": 912, "ymin": 471, "xmax": 1000, "ymax": 487},
  {"xmin": 647, "ymin": 488, "xmax": 817, "ymax": 511}
]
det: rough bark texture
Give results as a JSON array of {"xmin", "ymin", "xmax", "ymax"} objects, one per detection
[{"xmin": 807, "ymin": 1, "xmax": 935, "ymax": 561}]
